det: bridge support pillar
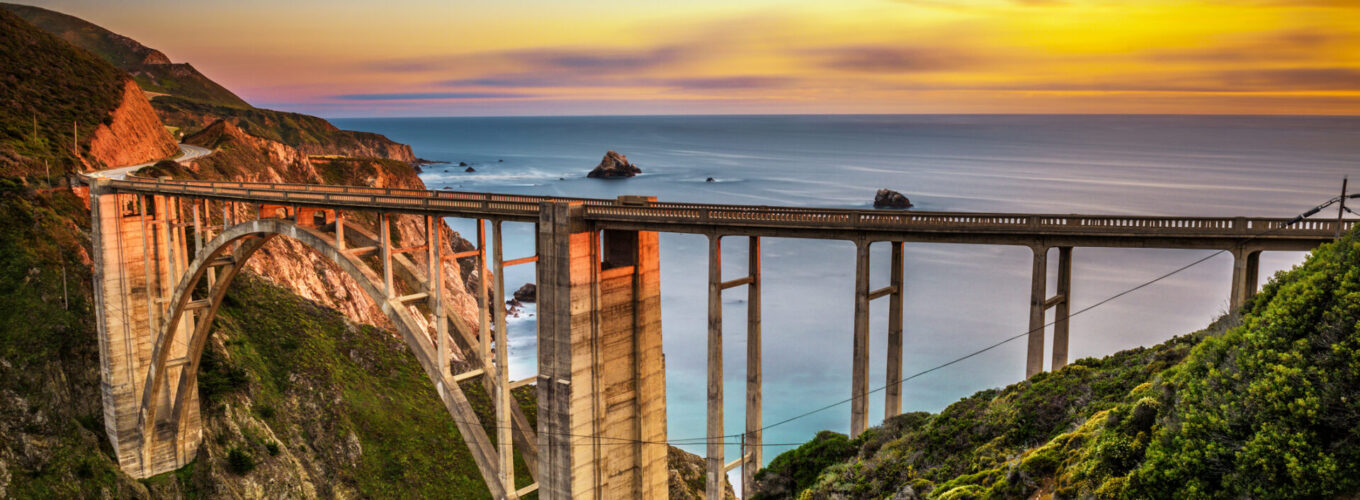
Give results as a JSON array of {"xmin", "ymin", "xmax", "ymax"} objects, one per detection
[
  {"xmin": 90, "ymin": 182, "xmax": 199, "ymax": 478},
  {"xmin": 1230, "ymin": 247, "xmax": 1262, "ymax": 310},
  {"xmin": 536, "ymin": 201, "xmax": 667, "ymax": 500},
  {"xmin": 1028, "ymin": 246, "xmax": 1073, "ymax": 377}
]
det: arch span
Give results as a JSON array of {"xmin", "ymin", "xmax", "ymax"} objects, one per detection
[{"xmin": 134, "ymin": 218, "xmax": 509, "ymax": 497}]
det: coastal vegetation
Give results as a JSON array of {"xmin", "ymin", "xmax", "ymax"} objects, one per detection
[{"xmin": 752, "ymin": 231, "xmax": 1360, "ymax": 499}]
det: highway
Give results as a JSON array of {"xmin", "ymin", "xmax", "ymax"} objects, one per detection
[{"xmin": 88, "ymin": 143, "xmax": 212, "ymax": 179}]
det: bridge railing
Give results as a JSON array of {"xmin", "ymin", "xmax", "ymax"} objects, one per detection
[{"xmin": 103, "ymin": 176, "xmax": 1352, "ymax": 238}]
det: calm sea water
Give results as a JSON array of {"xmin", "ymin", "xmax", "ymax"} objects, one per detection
[{"xmin": 332, "ymin": 114, "xmax": 1360, "ymax": 475}]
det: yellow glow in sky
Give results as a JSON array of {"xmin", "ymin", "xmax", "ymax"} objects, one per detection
[{"xmin": 30, "ymin": 0, "xmax": 1360, "ymax": 116}]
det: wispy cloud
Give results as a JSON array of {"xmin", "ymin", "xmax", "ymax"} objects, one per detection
[
  {"xmin": 334, "ymin": 92, "xmax": 538, "ymax": 101},
  {"xmin": 814, "ymin": 46, "xmax": 976, "ymax": 73}
]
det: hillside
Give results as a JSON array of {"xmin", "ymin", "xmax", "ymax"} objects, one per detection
[
  {"xmin": 0, "ymin": 8, "xmax": 176, "ymax": 179},
  {"xmin": 0, "ymin": 2, "xmax": 249, "ymax": 109},
  {"xmin": 753, "ymin": 234, "xmax": 1360, "ymax": 499},
  {"xmin": 3, "ymin": 3, "xmax": 418, "ymax": 163}
]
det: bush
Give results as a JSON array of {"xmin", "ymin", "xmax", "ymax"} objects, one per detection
[{"xmin": 226, "ymin": 448, "xmax": 254, "ymax": 475}]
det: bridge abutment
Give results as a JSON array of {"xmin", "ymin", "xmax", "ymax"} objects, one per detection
[
  {"xmin": 91, "ymin": 181, "xmax": 200, "ymax": 478},
  {"xmin": 536, "ymin": 201, "xmax": 668, "ymax": 500}
]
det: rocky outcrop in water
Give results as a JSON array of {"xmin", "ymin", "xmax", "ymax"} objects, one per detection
[
  {"xmin": 873, "ymin": 189, "xmax": 913, "ymax": 209},
  {"xmin": 513, "ymin": 283, "xmax": 536, "ymax": 303},
  {"xmin": 587, "ymin": 150, "xmax": 642, "ymax": 178}
]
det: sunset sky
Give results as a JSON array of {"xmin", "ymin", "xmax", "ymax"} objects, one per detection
[{"xmin": 29, "ymin": 0, "xmax": 1360, "ymax": 116}]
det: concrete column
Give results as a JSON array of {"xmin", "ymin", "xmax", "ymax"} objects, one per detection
[
  {"xmin": 1230, "ymin": 247, "xmax": 1246, "ymax": 310},
  {"xmin": 1026, "ymin": 245, "xmax": 1048, "ymax": 378},
  {"xmin": 537, "ymin": 202, "xmax": 666, "ymax": 499},
  {"xmin": 427, "ymin": 216, "xmax": 446, "ymax": 377},
  {"xmin": 851, "ymin": 240, "xmax": 870, "ymax": 437},
  {"xmin": 885, "ymin": 242, "xmax": 904, "ymax": 419},
  {"xmin": 491, "ymin": 220, "xmax": 514, "ymax": 497},
  {"xmin": 1245, "ymin": 250, "xmax": 1261, "ymax": 302},
  {"xmin": 706, "ymin": 234, "xmax": 724, "ymax": 500},
  {"xmin": 335, "ymin": 211, "xmax": 346, "ymax": 250},
  {"xmin": 380, "ymin": 213, "xmax": 393, "ymax": 299},
  {"xmin": 743, "ymin": 236, "xmax": 762, "ymax": 497},
  {"xmin": 478, "ymin": 219, "xmax": 491, "ymax": 365},
  {"xmin": 1052, "ymin": 247, "xmax": 1072, "ymax": 371}
]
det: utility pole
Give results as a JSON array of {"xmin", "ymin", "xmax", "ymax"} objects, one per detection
[{"xmin": 1338, "ymin": 176, "xmax": 1349, "ymax": 238}]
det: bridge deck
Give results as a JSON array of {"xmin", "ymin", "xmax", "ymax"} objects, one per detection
[{"xmin": 104, "ymin": 177, "xmax": 1352, "ymax": 249}]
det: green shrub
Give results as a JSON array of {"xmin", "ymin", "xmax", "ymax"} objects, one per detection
[{"xmin": 226, "ymin": 448, "xmax": 254, "ymax": 475}]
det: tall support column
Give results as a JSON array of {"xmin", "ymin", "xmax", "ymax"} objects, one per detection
[
  {"xmin": 1230, "ymin": 247, "xmax": 1262, "ymax": 310},
  {"xmin": 1245, "ymin": 250, "xmax": 1261, "ymax": 303},
  {"xmin": 380, "ymin": 213, "xmax": 393, "ymax": 299},
  {"xmin": 850, "ymin": 240, "xmax": 871, "ymax": 437},
  {"xmin": 1026, "ymin": 245, "xmax": 1048, "ymax": 378},
  {"xmin": 477, "ymin": 219, "xmax": 491, "ymax": 365},
  {"xmin": 492, "ymin": 220, "xmax": 514, "ymax": 497},
  {"xmin": 742, "ymin": 236, "xmax": 762, "ymax": 497},
  {"xmin": 706, "ymin": 234, "xmax": 724, "ymax": 500},
  {"xmin": 1052, "ymin": 247, "xmax": 1073, "ymax": 371},
  {"xmin": 427, "ymin": 216, "xmax": 447, "ymax": 377},
  {"xmin": 885, "ymin": 242, "xmax": 904, "ymax": 419},
  {"xmin": 1230, "ymin": 246, "xmax": 1247, "ymax": 310},
  {"xmin": 335, "ymin": 211, "xmax": 346, "ymax": 250}
]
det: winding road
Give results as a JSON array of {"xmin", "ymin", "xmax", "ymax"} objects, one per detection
[{"xmin": 88, "ymin": 143, "xmax": 212, "ymax": 179}]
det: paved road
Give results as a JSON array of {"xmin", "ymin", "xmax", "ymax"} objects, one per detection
[{"xmin": 88, "ymin": 143, "xmax": 212, "ymax": 179}]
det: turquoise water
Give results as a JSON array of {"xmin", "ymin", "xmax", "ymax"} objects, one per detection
[{"xmin": 331, "ymin": 114, "xmax": 1360, "ymax": 474}]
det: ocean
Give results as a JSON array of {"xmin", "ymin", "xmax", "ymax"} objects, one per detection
[{"xmin": 331, "ymin": 114, "xmax": 1360, "ymax": 474}]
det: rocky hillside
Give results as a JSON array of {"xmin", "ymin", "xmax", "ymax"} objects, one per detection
[
  {"xmin": 0, "ymin": 8, "xmax": 175, "ymax": 178},
  {"xmin": 154, "ymin": 96, "xmax": 417, "ymax": 162},
  {"xmin": 751, "ymin": 234, "xmax": 1360, "ymax": 499},
  {"xmin": 0, "ymin": 2, "xmax": 249, "ymax": 109},
  {"xmin": 4, "ymin": 3, "xmax": 417, "ymax": 163}
]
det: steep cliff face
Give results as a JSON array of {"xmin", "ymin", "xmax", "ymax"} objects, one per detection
[
  {"xmin": 296, "ymin": 130, "xmax": 417, "ymax": 163},
  {"xmin": 85, "ymin": 81, "xmax": 179, "ymax": 169}
]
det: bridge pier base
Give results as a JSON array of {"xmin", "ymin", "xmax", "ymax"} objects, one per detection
[
  {"xmin": 536, "ymin": 201, "xmax": 668, "ymax": 500},
  {"xmin": 90, "ymin": 181, "xmax": 200, "ymax": 478}
]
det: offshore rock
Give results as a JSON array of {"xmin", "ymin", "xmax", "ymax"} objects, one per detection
[
  {"xmin": 587, "ymin": 150, "xmax": 642, "ymax": 178},
  {"xmin": 513, "ymin": 283, "xmax": 536, "ymax": 303},
  {"xmin": 873, "ymin": 189, "xmax": 913, "ymax": 209}
]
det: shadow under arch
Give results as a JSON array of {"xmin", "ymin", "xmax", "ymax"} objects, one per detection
[{"xmin": 134, "ymin": 218, "xmax": 508, "ymax": 497}]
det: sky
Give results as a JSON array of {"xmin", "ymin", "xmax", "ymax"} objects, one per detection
[{"xmin": 23, "ymin": 0, "xmax": 1360, "ymax": 117}]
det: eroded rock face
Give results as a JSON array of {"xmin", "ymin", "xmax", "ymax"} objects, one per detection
[
  {"xmin": 587, "ymin": 150, "xmax": 642, "ymax": 178},
  {"xmin": 85, "ymin": 81, "xmax": 179, "ymax": 169},
  {"xmin": 873, "ymin": 189, "xmax": 913, "ymax": 209}
]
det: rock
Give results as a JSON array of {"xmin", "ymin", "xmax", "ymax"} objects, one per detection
[
  {"xmin": 669, "ymin": 446, "xmax": 737, "ymax": 499},
  {"xmin": 412, "ymin": 165, "xmax": 423, "ymax": 173},
  {"xmin": 873, "ymin": 189, "xmax": 913, "ymax": 209},
  {"xmin": 498, "ymin": 159, "xmax": 504, "ymax": 162},
  {"xmin": 443, "ymin": 169, "xmax": 449, "ymax": 173},
  {"xmin": 459, "ymin": 161, "xmax": 469, "ymax": 167},
  {"xmin": 587, "ymin": 150, "xmax": 642, "ymax": 179},
  {"xmin": 705, "ymin": 177, "xmax": 715, "ymax": 183},
  {"xmin": 506, "ymin": 299, "xmax": 524, "ymax": 318},
  {"xmin": 464, "ymin": 167, "xmax": 476, "ymax": 173},
  {"xmin": 513, "ymin": 283, "xmax": 536, "ymax": 303}
]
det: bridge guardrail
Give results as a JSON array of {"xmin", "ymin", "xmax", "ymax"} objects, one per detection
[{"xmin": 101, "ymin": 176, "xmax": 1352, "ymax": 239}]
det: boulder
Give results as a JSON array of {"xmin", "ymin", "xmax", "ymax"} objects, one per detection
[
  {"xmin": 513, "ymin": 283, "xmax": 536, "ymax": 303},
  {"xmin": 464, "ymin": 167, "xmax": 476, "ymax": 173},
  {"xmin": 873, "ymin": 189, "xmax": 913, "ymax": 209},
  {"xmin": 587, "ymin": 150, "xmax": 642, "ymax": 178},
  {"xmin": 705, "ymin": 177, "xmax": 715, "ymax": 183},
  {"xmin": 459, "ymin": 161, "xmax": 469, "ymax": 166}
]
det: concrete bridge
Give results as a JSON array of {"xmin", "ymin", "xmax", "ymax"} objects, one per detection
[{"xmin": 85, "ymin": 175, "xmax": 1352, "ymax": 499}]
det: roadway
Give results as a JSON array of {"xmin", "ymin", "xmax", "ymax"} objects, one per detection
[{"xmin": 88, "ymin": 143, "xmax": 212, "ymax": 179}]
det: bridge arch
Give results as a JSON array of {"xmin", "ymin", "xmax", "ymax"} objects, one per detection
[{"xmin": 133, "ymin": 218, "xmax": 507, "ymax": 497}]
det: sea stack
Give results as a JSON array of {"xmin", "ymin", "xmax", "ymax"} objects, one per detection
[
  {"xmin": 513, "ymin": 283, "xmax": 536, "ymax": 303},
  {"xmin": 873, "ymin": 189, "xmax": 913, "ymax": 209},
  {"xmin": 587, "ymin": 150, "xmax": 642, "ymax": 178}
]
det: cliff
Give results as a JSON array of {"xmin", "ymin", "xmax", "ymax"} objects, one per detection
[
  {"xmin": 751, "ymin": 233, "xmax": 1360, "ymax": 499},
  {"xmin": 157, "ymin": 96, "xmax": 417, "ymax": 162},
  {"xmin": 84, "ymin": 81, "xmax": 179, "ymax": 168}
]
